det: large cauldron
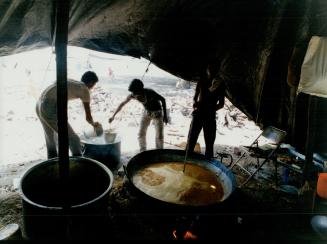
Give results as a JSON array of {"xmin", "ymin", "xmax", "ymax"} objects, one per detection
[
  {"xmin": 19, "ymin": 156, "xmax": 114, "ymax": 240},
  {"xmin": 125, "ymin": 149, "xmax": 235, "ymax": 209}
]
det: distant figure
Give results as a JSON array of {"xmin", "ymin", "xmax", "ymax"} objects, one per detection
[
  {"xmin": 186, "ymin": 64, "xmax": 225, "ymax": 158},
  {"xmin": 109, "ymin": 79, "xmax": 168, "ymax": 151},
  {"xmin": 36, "ymin": 71, "xmax": 101, "ymax": 159},
  {"xmin": 108, "ymin": 67, "xmax": 114, "ymax": 81}
]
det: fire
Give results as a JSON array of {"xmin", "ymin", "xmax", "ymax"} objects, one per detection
[
  {"xmin": 210, "ymin": 185, "xmax": 216, "ymax": 189},
  {"xmin": 172, "ymin": 230, "xmax": 178, "ymax": 240},
  {"xmin": 183, "ymin": 230, "xmax": 197, "ymax": 240},
  {"xmin": 172, "ymin": 230, "xmax": 198, "ymax": 240}
]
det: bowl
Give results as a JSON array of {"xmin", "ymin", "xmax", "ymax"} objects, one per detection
[{"xmin": 104, "ymin": 131, "xmax": 117, "ymax": 143}]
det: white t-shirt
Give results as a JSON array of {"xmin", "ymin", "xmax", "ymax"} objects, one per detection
[
  {"xmin": 298, "ymin": 36, "xmax": 327, "ymax": 98},
  {"xmin": 39, "ymin": 79, "xmax": 90, "ymax": 118}
]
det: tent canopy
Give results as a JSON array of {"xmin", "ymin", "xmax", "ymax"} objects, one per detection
[{"xmin": 1, "ymin": 0, "xmax": 326, "ymax": 138}]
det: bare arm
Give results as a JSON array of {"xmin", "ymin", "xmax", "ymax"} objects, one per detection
[
  {"xmin": 208, "ymin": 76, "xmax": 225, "ymax": 111},
  {"xmin": 193, "ymin": 81, "xmax": 200, "ymax": 109},
  {"xmin": 109, "ymin": 95, "xmax": 132, "ymax": 123},
  {"xmin": 83, "ymin": 102, "xmax": 97, "ymax": 126}
]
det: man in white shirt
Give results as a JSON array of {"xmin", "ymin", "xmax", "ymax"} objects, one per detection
[
  {"xmin": 36, "ymin": 71, "xmax": 101, "ymax": 159},
  {"xmin": 288, "ymin": 36, "xmax": 327, "ymax": 185},
  {"xmin": 289, "ymin": 36, "xmax": 327, "ymax": 153}
]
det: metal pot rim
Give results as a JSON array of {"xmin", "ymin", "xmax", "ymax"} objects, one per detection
[
  {"xmin": 19, "ymin": 156, "xmax": 114, "ymax": 210},
  {"xmin": 80, "ymin": 135, "xmax": 121, "ymax": 145}
]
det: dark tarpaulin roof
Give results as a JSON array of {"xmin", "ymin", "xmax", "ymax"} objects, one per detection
[{"xmin": 1, "ymin": 0, "xmax": 326, "ymax": 144}]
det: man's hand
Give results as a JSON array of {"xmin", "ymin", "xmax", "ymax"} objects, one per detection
[
  {"xmin": 93, "ymin": 122, "xmax": 103, "ymax": 136},
  {"xmin": 108, "ymin": 117, "xmax": 114, "ymax": 123},
  {"xmin": 93, "ymin": 121, "xmax": 101, "ymax": 127}
]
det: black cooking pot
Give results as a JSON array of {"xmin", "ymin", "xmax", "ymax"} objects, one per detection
[
  {"xmin": 19, "ymin": 156, "xmax": 114, "ymax": 240},
  {"xmin": 125, "ymin": 149, "xmax": 236, "ymax": 210}
]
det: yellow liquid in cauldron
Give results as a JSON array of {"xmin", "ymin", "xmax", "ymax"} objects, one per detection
[{"xmin": 132, "ymin": 162, "xmax": 224, "ymax": 206}]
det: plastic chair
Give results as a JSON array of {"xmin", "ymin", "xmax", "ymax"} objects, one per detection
[{"xmin": 229, "ymin": 126, "xmax": 287, "ymax": 187}]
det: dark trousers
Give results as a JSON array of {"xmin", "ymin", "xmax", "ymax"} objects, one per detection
[
  {"xmin": 294, "ymin": 93, "xmax": 327, "ymax": 155},
  {"xmin": 186, "ymin": 110, "xmax": 216, "ymax": 158},
  {"xmin": 294, "ymin": 93, "xmax": 327, "ymax": 181}
]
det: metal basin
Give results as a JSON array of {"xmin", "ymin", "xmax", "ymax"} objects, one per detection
[
  {"xmin": 80, "ymin": 132, "xmax": 121, "ymax": 170},
  {"xmin": 125, "ymin": 149, "xmax": 236, "ymax": 207}
]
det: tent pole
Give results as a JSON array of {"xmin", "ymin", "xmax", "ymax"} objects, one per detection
[{"xmin": 55, "ymin": 0, "xmax": 70, "ymax": 210}]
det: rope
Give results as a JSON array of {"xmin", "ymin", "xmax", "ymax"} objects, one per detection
[
  {"xmin": 141, "ymin": 60, "xmax": 152, "ymax": 80},
  {"xmin": 40, "ymin": 48, "xmax": 55, "ymax": 90}
]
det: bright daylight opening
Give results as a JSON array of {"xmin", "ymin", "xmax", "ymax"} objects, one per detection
[{"xmin": 0, "ymin": 46, "xmax": 261, "ymax": 166}]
